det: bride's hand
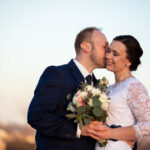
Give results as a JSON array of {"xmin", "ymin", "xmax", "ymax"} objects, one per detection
[
  {"xmin": 90, "ymin": 124, "xmax": 113, "ymax": 140},
  {"xmin": 126, "ymin": 140, "xmax": 135, "ymax": 149},
  {"xmin": 81, "ymin": 121, "xmax": 112, "ymax": 140},
  {"xmin": 81, "ymin": 121, "xmax": 103, "ymax": 140}
]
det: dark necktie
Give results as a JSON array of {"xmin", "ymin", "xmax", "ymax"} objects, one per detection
[{"xmin": 85, "ymin": 75, "xmax": 92, "ymax": 85}]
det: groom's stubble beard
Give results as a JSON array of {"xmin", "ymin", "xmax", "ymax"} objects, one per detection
[
  {"xmin": 91, "ymin": 54, "xmax": 106, "ymax": 69},
  {"xmin": 103, "ymin": 58, "xmax": 107, "ymax": 68},
  {"xmin": 90, "ymin": 47, "xmax": 106, "ymax": 69},
  {"xmin": 99, "ymin": 57, "xmax": 106, "ymax": 68}
]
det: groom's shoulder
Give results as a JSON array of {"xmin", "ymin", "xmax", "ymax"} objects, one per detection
[
  {"xmin": 46, "ymin": 62, "xmax": 69, "ymax": 71},
  {"xmin": 45, "ymin": 59, "xmax": 74, "ymax": 72},
  {"xmin": 42, "ymin": 62, "xmax": 70, "ymax": 76}
]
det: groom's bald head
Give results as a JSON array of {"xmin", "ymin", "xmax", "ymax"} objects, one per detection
[{"xmin": 74, "ymin": 27, "xmax": 101, "ymax": 54}]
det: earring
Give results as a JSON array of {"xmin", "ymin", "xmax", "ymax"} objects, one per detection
[{"xmin": 125, "ymin": 64, "xmax": 128, "ymax": 67}]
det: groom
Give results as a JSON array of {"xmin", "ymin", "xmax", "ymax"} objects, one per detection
[{"xmin": 27, "ymin": 27, "xmax": 108, "ymax": 150}]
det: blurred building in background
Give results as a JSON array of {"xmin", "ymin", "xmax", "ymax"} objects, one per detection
[
  {"xmin": 0, "ymin": 123, "xmax": 35, "ymax": 150},
  {"xmin": 0, "ymin": 121, "xmax": 150, "ymax": 150}
]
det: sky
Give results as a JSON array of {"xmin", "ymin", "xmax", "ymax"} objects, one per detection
[{"xmin": 0, "ymin": 0, "xmax": 150, "ymax": 125}]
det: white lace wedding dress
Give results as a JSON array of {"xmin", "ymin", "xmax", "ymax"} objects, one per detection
[{"xmin": 95, "ymin": 77, "xmax": 150, "ymax": 150}]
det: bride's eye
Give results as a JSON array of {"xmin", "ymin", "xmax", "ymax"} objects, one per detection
[{"xmin": 113, "ymin": 52, "xmax": 119, "ymax": 56}]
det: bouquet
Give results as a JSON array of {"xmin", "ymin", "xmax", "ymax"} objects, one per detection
[{"xmin": 66, "ymin": 77, "xmax": 110, "ymax": 147}]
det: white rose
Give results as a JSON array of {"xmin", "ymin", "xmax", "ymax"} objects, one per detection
[
  {"xmin": 88, "ymin": 98, "xmax": 93, "ymax": 106},
  {"xmin": 99, "ymin": 93, "xmax": 108, "ymax": 103},
  {"xmin": 80, "ymin": 91, "xmax": 88, "ymax": 98},
  {"xmin": 101, "ymin": 102, "xmax": 109, "ymax": 111},
  {"xmin": 92, "ymin": 88, "xmax": 101, "ymax": 96},
  {"xmin": 85, "ymin": 85, "xmax": 93, "ymax": 91},
  {"xmin": 73, "ymin": 95, "xmax": 78, "ymax": 104}
]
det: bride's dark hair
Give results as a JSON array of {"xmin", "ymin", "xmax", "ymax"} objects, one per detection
[{"xmin": 113, "ymin": 35, "xmax": 143, "ymax": 71}]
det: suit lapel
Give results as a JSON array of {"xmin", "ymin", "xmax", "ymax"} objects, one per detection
[{"xmin": 68, "ymin": 59, "xmax": 85, "ymax": 85}]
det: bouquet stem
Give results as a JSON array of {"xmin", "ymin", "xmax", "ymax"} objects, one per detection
[{"xmin": 98, "ymin": 139, "xmax": 107, "ymax": 147}]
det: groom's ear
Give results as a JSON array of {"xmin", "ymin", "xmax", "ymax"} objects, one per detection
[{"xmin": 80, "ymin": 41, "xmax": 91, "ymax": 53}]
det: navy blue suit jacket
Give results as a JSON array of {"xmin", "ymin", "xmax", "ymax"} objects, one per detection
[{"xmin": 27, "ymin": 60, "xmax": 97, "ymax": 150}]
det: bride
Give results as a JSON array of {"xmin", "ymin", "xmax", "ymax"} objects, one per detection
[{"xmin": 82, "ymin": 35, "xmax": 150, "ymax": 150}]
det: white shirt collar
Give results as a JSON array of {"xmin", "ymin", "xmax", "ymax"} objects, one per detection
[{"xmin": 73, "ymin": 59, "xmax": 92, "ymax": 78}]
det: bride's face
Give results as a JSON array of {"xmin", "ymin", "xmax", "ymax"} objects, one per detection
[{"xmin": 105, "ymin": 40, "xmax": 131, "ymax": 73}]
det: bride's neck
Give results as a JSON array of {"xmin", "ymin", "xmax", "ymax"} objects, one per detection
[{"xmin": 114, "ymin": 70, "xmax": 132, "ymax": 84}]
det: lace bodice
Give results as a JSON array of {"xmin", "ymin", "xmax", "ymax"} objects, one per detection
[
  {"xmin": 106, "ymin": 77, "xmax": 150, "ymax": 140},
  {"xmin": 95, "ymin": 77, "xmax": 150, "ymax": 150}
]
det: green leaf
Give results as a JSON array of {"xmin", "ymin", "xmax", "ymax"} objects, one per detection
[
  {"xmin": 66, "ymin": 114, "xmax": 77, "ymax": 119},
  {"xmin": 83, "ymin": 113, "xmax": 91, "ymax": 118},
  {"xmin": 83, "ymin": 117, "xmax": 91, "ymax": 125},
  {"xmin": 93, "ymin": 98, "xmax": 101, "ymax": 107},
  {"xmin": 98, "ymin": 139, "xmax": 108, "ymax": 147},
  {"xmin": 77, "ymin": 106, "xmax": 86, "ymax": 114},
  {"xmin": 93, "ymin": 106, "xmax": 102, "ymax": 117},
  {"xmin": 79, "ymin": 120, "xmax": 83, "ymax": 129},
  {"xmin": 100, "ymin": 111, "xmax": 107, "ymax": 122}
]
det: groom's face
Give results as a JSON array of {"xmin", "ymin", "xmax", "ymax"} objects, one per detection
[{"xmin": 90, "ymin": 31, "xmax": 108, "ymax": 68}]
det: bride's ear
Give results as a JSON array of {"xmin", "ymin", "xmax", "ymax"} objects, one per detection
[
  {"xmin": 80, "ymin": 41, "xmax": 91, "ymax": 53},
  {"xmin": 126, "ymin": 61, "xmax": 131, "ymax": 68}
]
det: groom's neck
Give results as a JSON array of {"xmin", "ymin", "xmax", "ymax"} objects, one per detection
[{"xmin": 75, "ymin": 57, "xmax": 94, "ymax": 74}]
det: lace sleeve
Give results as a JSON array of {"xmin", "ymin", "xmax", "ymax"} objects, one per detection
[{"xmin": 127, "ymin": 82, "xmax": 150, "ymax": 140}]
